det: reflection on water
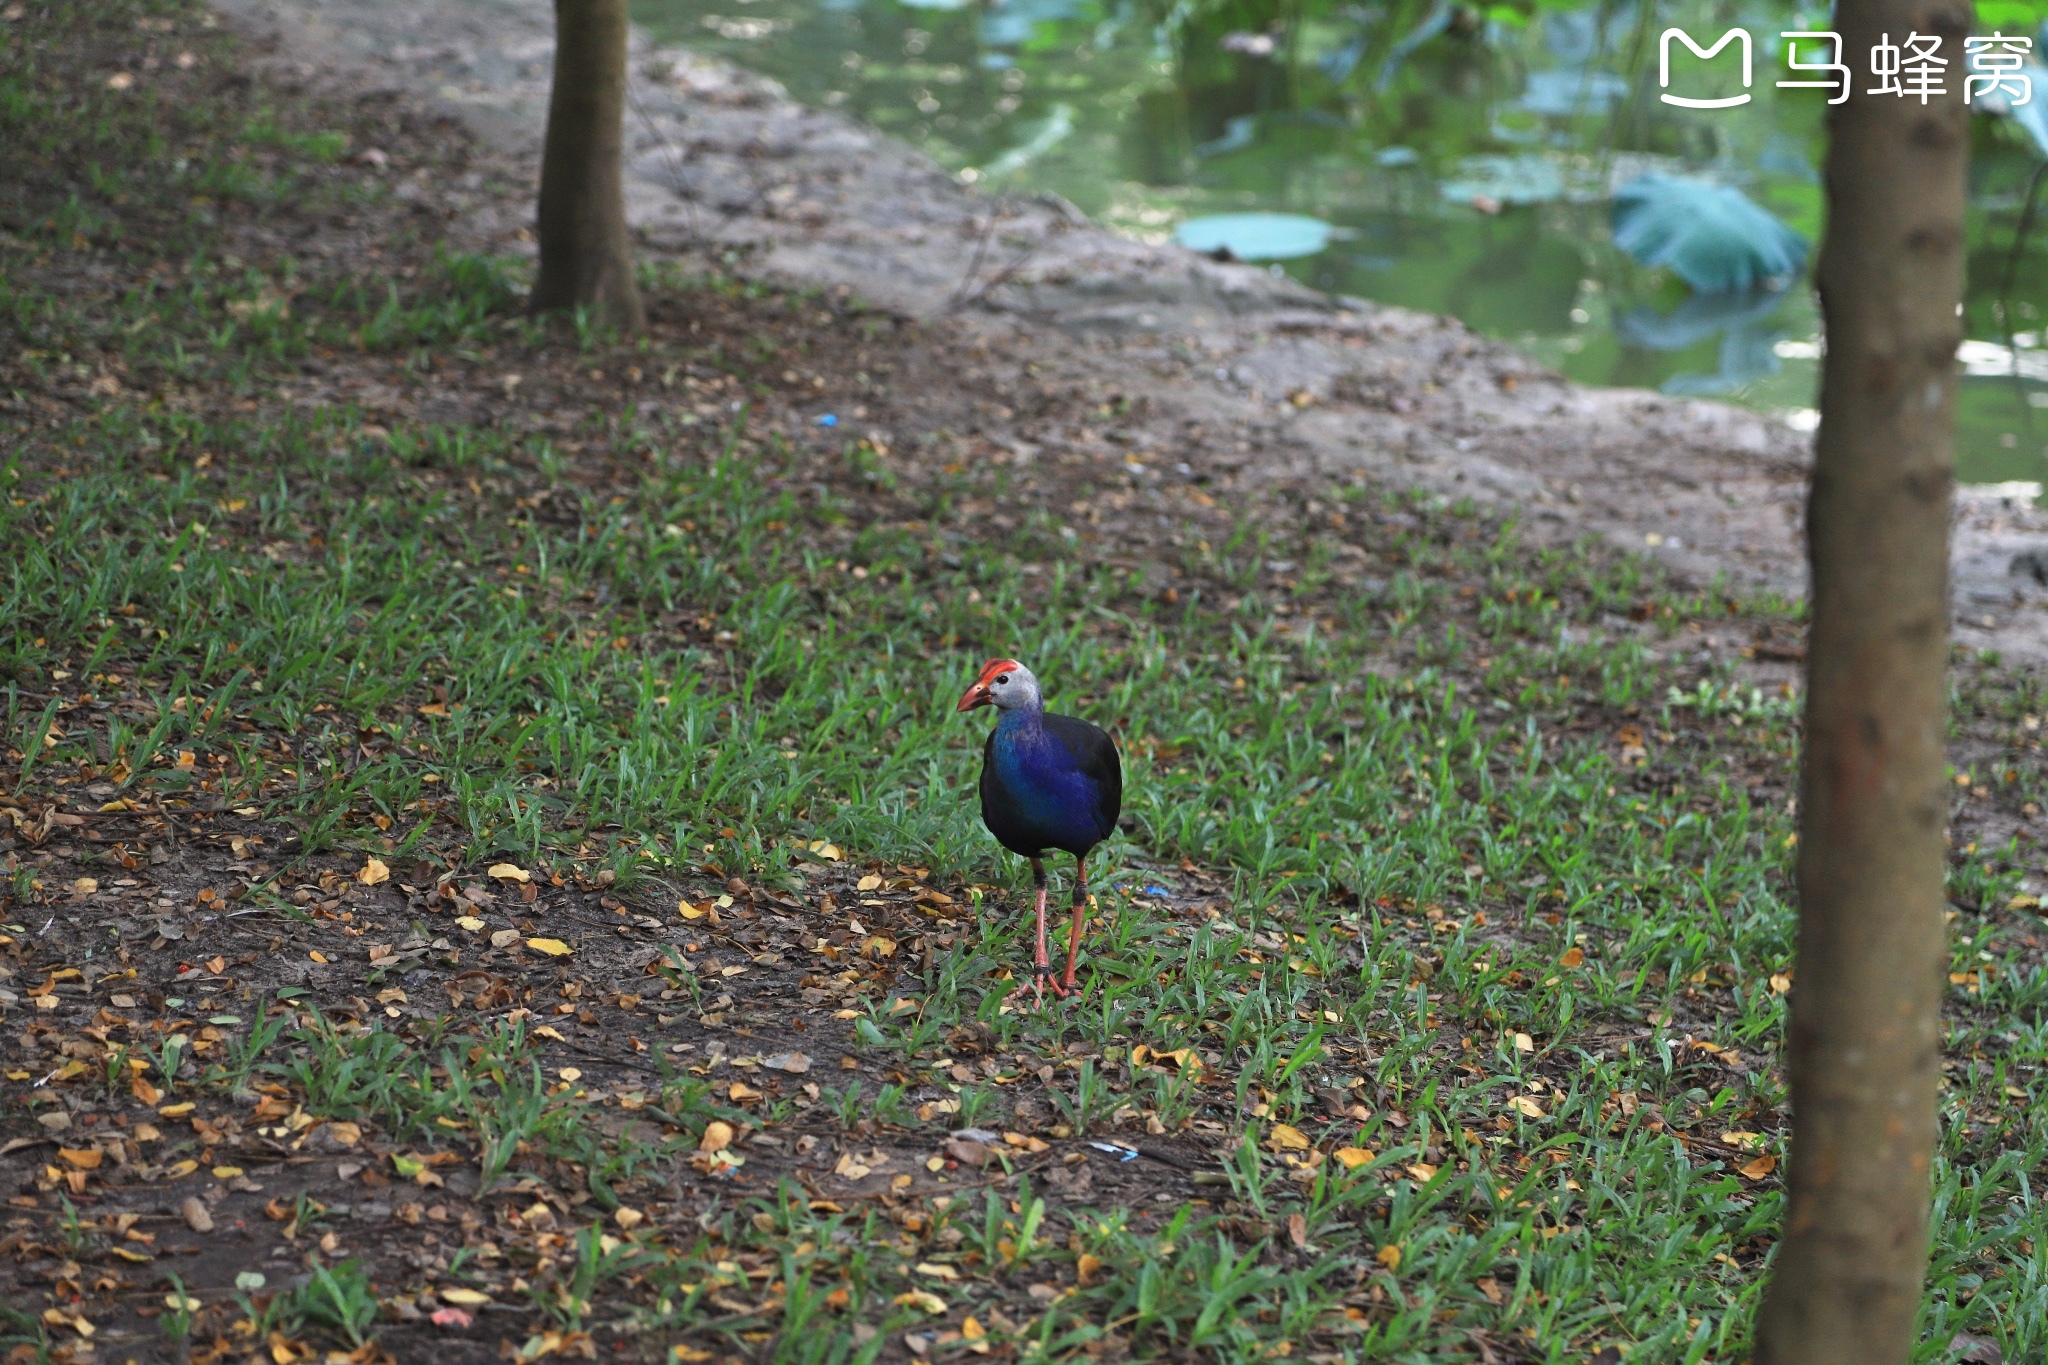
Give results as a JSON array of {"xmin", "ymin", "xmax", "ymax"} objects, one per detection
[{"xmin": 634, "ymin": 0, "xmax": 2048, "ymax": 483}]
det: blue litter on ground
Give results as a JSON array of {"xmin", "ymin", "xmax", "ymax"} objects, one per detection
[
  {"xmin": 1089, "ymin": 1141, "xmax": 1140, "ymax": 1162},
  {"xmin": 817, "ymin": 413, "xmax": 838, "ymax": 426},
  {"xmin": 1143, "ymin": 884, "xmax": 1172, "ymax": 897}
]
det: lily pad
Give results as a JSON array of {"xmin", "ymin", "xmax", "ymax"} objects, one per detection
[
  {"xmin": 1611, "ymin": 174, "xmax": 1808, "ymax": 293},
  {"xmin": 1174, "ymin": 212, "xmax": 1334, "ymax": 261},
  {"xmin": 1440, "ymin": 154, "xmax": 1563, "ymax": 207}
]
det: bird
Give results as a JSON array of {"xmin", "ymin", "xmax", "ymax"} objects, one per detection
[{"xmin": 955, "ymin": 658, "xmax": 1122, "ymax": 1006}]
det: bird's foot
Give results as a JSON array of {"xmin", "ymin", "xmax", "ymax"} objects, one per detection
[{"xmin": 1003, "ymin": 965, "xmax": 1070, "ymax": 1009}]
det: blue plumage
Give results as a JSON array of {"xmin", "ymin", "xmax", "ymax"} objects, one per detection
[{"xmin": 982, "ymin": 706, "xmax": 1120, "ymax": 859}]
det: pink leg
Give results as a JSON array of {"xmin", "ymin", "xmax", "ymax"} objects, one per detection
[
  {"xmin": 1005, "ymin": 860, "xmax": 1065, "ymax": 1007},
  {"xmin": 1060, "ymin": 854, "xmax": 1088, "ymax": 993}
]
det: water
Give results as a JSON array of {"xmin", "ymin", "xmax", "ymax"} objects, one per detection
[{"xmin": 637, "ymin": 0, "xmax": 2048, "ymax": 485}]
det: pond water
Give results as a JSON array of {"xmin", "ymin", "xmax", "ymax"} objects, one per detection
[{"xmin": 637, "ymin": 0, "xmax": 2048, "ymax": 485}]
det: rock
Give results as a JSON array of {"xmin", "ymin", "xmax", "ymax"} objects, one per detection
[
  {"xmin": 180, "ymin": 1196, "xmax": 213, "ymax": 1233},
  {"xmin": 2011, "ymin": 547, "xmax": 2048, "ymax": 586}
]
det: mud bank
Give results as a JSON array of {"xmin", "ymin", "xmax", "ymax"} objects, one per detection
[{"xmin": 215, "ymin": 0, "xmax": 2048, "ymax": 663}]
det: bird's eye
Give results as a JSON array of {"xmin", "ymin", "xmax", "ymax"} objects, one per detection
[{"xmin": 995, "ymin": 674, "xmax": 1010, "ymax": 685}]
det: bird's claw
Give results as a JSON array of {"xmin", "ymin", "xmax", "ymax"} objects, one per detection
[{"xmin": 1003, "ymin": 964, "xmax": 1073, "ymax": 1009}]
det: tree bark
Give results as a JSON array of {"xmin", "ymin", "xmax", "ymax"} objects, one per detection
[
  {"xmin": 1753, "ymin": 2, "xmax": 1970, "ymax": 1362},
  {"xmin": 531, "ymin": 0, "xmax": 645, "ymax": 333}
]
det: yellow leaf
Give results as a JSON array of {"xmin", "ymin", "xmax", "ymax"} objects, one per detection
[
  {"xmin": 699, "ymin": 1121, "xmax": 735, "ymax": 1154},
  {"xmin": 58, "ymin": 1148, "xmax": 102, "ymax": 1170},
  {"xmin": 1508, "ymin": 1095, "xmax": 1546, "ymax": 1119},
  {"xmin": 438, "ymin": 1288, "xmax": 491, "ymax": 1306},
  {"xmin": 614, "ymin": 1207, "xmax": 645, "ymax": 1230},
  {"xmin": 559, "ymin": 1068, "xmax": 583, "ymax": 1083},
  {"xmin": 857, "ymin": 874, "xmax": 883, "ymax": 891},
  {"xmin": 1738, "ymin": 1154, "xmax": 1778, "ymax": 1180},
  {"xmin": 1513, "ymin": 1032, "xmax": 1535, "ymax": 1053},
  {"xmin": 1334, "ymin": 1147, "xmax": 1374, "ymax": 1170},
  {"xmin": 488, "ymin": 863, "xmax": 530, "ymax": 883},
  {"xmin": 809, "ymin": 841, "xmax": 843, "ymax": 861},
  {"xmin": 165, "ymin": 1158, "xmax": 199, "ymax": 1178},
  {"xmin": 1266, "ymin": 1123, "xmax": 1311, "ymax": 1151},
  {"xmin": 455, "ymin": 916, "xmax": 486, "ymax": 931},
  {"xmin": 1077, "ymin": 1253, "xmax": 1104, "ymax": 1284},
  {"xmin": 1558, "ymin": 946, "xmax": 1584, "ymax": 968},
  {"xmin": 892, "ymin": 1290, "xmax": 946, "ymax": 1315},
  {"xmin": 72, "ymin": 877, "xmax": 99, "ymax": 895},
  {"xmin": 526, "ymin": 937, "xmax": 572, "ymax": 957},
  {"xmin": 534, "ymin": 1026, "xmax": 567, "ymax": 1041},
  {"xmin": 961, "ymin": 1315, "xmax": 986, "ymax": 1341},
  {"xmin": 916, "ymin": 1262, "xmax": 959, "ymax": 1280},
  {"xmin": 1769, "ymin": 972, "xmax": 1793, "ymax": 994},
  {"xmin": 1375, "ymin": 1244, "xmax": 1401, "ymax": 1271},
  {"xmin": 1406, "ymin": 1163, "xmax": 1438, "ymax": 1181},
  {"xmin": 212, "ymin": 1165, "xmax": 243, "ymax": 1179},
  {"xmin": 159, "ymin": 1102, "xmax": 196, "ymax": 1118},
  {"xmin": 358, "ymin": 858, "xmax": 390, "ymax": 886},
  {"xmin": 308, "ymin": 950, "xmax": 328, "ymax": 963},
  {"xmin": 325, "ymin": 1121, "xmax": 361, "ymax": 1148}
]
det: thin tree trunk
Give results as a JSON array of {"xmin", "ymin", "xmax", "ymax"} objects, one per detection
[
  {"xmin": 531, "ymin": 0, "xmax": 645, "ymax": 333},
  {"xmin": 1753, "ymin": 2, "xmax": 1970, "ymax": 1361}
]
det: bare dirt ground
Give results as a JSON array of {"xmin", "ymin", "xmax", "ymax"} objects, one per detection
[{"xmin": 216, "ymin": 0, "xmax": 2048, "ymax": 667}]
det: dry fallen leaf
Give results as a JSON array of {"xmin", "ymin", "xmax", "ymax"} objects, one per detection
[
  {"xmin": 71, "ymin": 877, "xmax": 98, "ymax": 895},
  {"xmin": 699, "ymin": 1121, "xmax": 735, "ymax": 1154},
  {"xmin": 180, "ymin": 1196, "xmax": 213, "ymax": 1233},
  {"xmin": 57, "ymin": 1148, "xmax": 102, "ymax": 1170},
  {"xmin": 358, "ymin": 857, "xmax": 390, "ymax": 886},
  {"xmin": 487, "ymin": 863, "xmax": 530, "ymax": 883},
  {"xmin": 1077, "ymin": 1253, "xmax": 1104, "ymax": 1284},
  {"xmin": 1508, "ymin": 1096, "xmax": 1546, "ymax": 1119},
  {"xmin": 1558, "ymin": 946, "xmax": 1584, "ymax": 968},
  {"xmin": 1376, "ymin": 1244, "xmax": 1402, "ymax": 1271},
  {"xmin": 526, "ymin": 938, "xmax": 572, "ymax": 957},
  {"xmin": 489, "ymin": 930, "xmax": 521, "ymax": 949},
  {"xmin": 1333, "ymin": 1147, "xmax": 1374, "ymax": 1170},
  {"xmin": 437, "ymin": 1288, "xmax": 491, "ymax": 1307},
  {"xmin": 764, "ymin": 1051, "xmax": 811, "ymax": 1074},
  {"xmin": 454, "ymin": 916, "xmax": 486, "ymax": 932},
  {"xmin": 1266, "ymin": 1123, "xmax": 1311, "ymax": 1151},
  {"xmin": 1513, "ymin": 1032, "xmax": 1535, "ymax": 1053},
  {"xmin": 1738, "ymin": 1154, "xmax": 1778, "ymax": 1180}
]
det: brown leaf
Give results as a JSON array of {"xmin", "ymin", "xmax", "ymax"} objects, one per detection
[
  {"xmin": 180, "ymin": 1196, "xmax": 213, "ymax": 1233},
  {"xmin": 943, "ymin": 1137, "xmax": 996, "ymax": 1167},
  {"xmin": 1287, "ymin": 1213, "xmax": 1308, "ymax": 1248},
  {"xmin": 1737, "ymin": 1154, "xmax": 1778, "ymax": 1180}
]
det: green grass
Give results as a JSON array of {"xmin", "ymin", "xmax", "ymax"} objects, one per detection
[{"xmin": 5, "ymin": 3, "xmax": 2048, "ymax": 1362}]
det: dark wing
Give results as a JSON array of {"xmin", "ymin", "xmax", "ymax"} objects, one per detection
[{"xmin": 1045, "ymin": 713, "xmax": 1122, "ymax": 842}]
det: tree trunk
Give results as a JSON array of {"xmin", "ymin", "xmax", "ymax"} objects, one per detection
[
  {"xmin": 531, "ymin": 0, "xmax": 645, "ymax": 333},
  {"xmin": 1753, "ymin": 2, "xmax": 1970, "ymax": 1362}
]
